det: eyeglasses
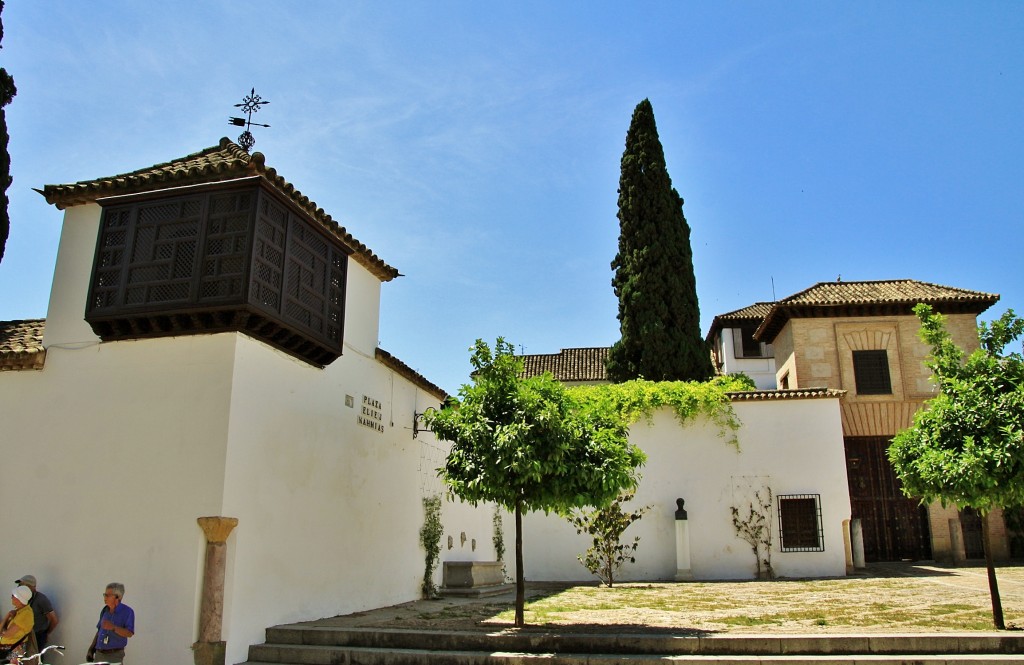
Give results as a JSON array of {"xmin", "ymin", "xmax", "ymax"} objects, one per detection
[{"xmin": 103, "ymin": 593, "xmax": 116, "ymax": 597}]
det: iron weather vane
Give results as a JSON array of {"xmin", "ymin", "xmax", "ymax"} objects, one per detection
[{"xmin": 229, "ymin": 87, "xmax": 270, "ymax": 152}]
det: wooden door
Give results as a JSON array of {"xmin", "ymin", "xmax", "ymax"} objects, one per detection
[{"xmin": 845, "ymin": 436, "xmax": 932, "ymax": 561}]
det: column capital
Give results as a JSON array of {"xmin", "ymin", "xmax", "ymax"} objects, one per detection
[{"xmin": 197, "ymin": 516, "xmax": 239, "ymax": 543}]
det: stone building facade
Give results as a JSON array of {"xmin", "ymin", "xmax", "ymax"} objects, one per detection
[
  {"xmin": 543, "ymin": 279, "xmax": 1008, "ymax": 565},
  {"xmin": 752, "ymin": 279, "xmax": 1004, "ymax": 563}
]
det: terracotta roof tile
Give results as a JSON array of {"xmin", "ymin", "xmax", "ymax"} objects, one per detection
[
  {"xmin": 0, "ymin": 319, "xmax": 46, "ymax": 371},
  {"xmin": 519, "ymin": 347, "xmax": 610, "ymax": 382},
  {"xmin": 375, "ymin": 347, "xmax": 448, "ymax": 401},
  {"xmin": 705, "ymin": 301, "xmax": 775, "ymax": 342},
  {"xmin": 518, "ymin": 347, "xmax": 842, "ymax": 400},
  {"xmin": 755, "ymin": 279, "xmax": 999, "ymax": 342},
  {"xmin": 37, "ymin": 138, "xmax": 400, "ymax": 282},
  {"xmin": 727, "ymin": 387, "xmax": 845, "ymax": 401},
  {"xmin": 776, "ymin": 279, "xmax": 998, "ymax": 307}
]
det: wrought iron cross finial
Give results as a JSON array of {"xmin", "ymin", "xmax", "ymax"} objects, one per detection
[{"xmin": 229, "ymin": 87, "xmax": 271, "ymax": 152}]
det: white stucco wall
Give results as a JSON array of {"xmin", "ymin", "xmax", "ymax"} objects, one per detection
[
  {"xmin": 342, "ymin": 262, "xmax": 382, "ymax": 357},
  {"xmin": 518, "ymin": 396, "xmax": 850, "ymax": 582},
  {"xmin": 2, "ymin": 200, "xmax": 236, "ymax": 665},
  {"xmin": 41, "ymin": 203, "xmax": 102, "ymax": 348},
  {"xmin": 0, "ymin": 334, "xmax": 237, "ymax": 665},
  {"xmin": 0, "ymin": 328, "xmax": 474, "ymax": 665},
  {"xmin": 216, "ymin": 333, "xmax": 475, "ymax": 665},
  {"xmin": 1, "ymin": 202, "xmax": 493, "ymax": 665}
]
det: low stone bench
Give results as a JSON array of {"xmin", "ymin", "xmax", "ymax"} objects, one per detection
[{"xmin": 440, "ymin": 561, "xmax": 512, "ymax": 597}]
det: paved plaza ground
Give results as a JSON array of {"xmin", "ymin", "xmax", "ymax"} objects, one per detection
[{"xmin": 313, "ymin": 563, "xmax": 1024, "ymax": 634}]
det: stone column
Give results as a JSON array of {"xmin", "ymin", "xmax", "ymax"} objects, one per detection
[
  {"xmin": 673, "ymin": 499, "xmax": 693, "ymax": 581},
  {"xmin": 193, "ymin": 516, "xmax": 239, "ymax": 665},
  {"xmin": 842, "ymin": 519, "xmax": 854, "ymax": 574},
  {"xmin": 851, "ymin": 518, "xmax": 866, "ymax": 569}
]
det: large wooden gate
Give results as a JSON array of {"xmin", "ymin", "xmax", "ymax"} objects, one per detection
[{"xmin": 844, "ymin": 436, "xmax": 932, "ymax": 561}]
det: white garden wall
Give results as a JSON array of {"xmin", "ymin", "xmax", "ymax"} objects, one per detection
[{"xmin": 518, "ymin": 396, "xmax": 850, "ymax": 582}]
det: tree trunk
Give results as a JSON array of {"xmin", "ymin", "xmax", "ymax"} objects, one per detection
[
  {"xmin": 981, "ymin": 512, "xmax": 1005, "ymax": 629},
  {"xmin": 515, "ymin": 500, "xmax": 525, "ymax": 627}
]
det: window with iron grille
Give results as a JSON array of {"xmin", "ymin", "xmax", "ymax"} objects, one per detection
[
  {"xmin": 852, "ymin": 349, "xmax": 892, "ymax": 395},
  {"xmin": 778, "ymin": 494, "xmax": 824, "ymax": 552}
]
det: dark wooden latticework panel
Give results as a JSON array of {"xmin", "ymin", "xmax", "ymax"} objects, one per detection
[{"xmin": 87, "ymin": 182, "xmax": 349, "ymax": 367}]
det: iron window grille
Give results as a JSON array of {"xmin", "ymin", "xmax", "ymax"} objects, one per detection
[
  {"xmin": 852, "ymin": 349, "xmax": 892, "ymax": 395},
  {"xmin": 778, "ymin": 494, "xmax": 824, "ymax": 552}
]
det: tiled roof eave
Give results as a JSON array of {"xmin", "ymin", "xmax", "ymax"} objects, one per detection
[
  {"xmin": 37, "ymin": 138, "xmax": 400, "ymax": 283},
  {"xmin": 705, "ymin": 302, "xmax": 776, "ymax": 341},
  {"xmin": 39, "ymin": 166, "xmax": 254, "ymax": 210},
  {"xmin": 0, "ymin": 319, "xmax": 47, "ymax": 371},
  {"xmin": 0, "ymin": 349, "xmax": 46, "ymax": 371},
  {"xmin": 728, "ymin": 387, "xmax": 846, "ymax": 401},
  {"xmin": 519, "ymin": 347, "xmax": 610, "ymax": 382},
  {"xmin": 756, "ymin": 296, "xmax": 999, "ymax": 342},
  {"xmin": 375, "ymin": 348, "xmax": 448, "ymax": 401}
]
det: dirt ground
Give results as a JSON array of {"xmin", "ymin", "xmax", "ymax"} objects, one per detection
[{"xmin": 317, "ymin": 563, "xmax": 1024, "ymax": 634}]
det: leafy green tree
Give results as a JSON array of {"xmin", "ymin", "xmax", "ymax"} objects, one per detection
[
  {"xmin": 607, "ymin": 99, "xmax": 712, "ymax": 383},
  {"xmin": 425, "ymin": 339, "xmax": 646, "ymax": 626},
  {"xmin": 0, "ymin": 0, "xmax": 17, "ymax": 263},
  {"xmin": 889, "ymin": 304, "xmax": 1024, "ymax": 629},
  {"xmin": 568, "ymin": 490, "xmax": 649, "ymax": 587}
]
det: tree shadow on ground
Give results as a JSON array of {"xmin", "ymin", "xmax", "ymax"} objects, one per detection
[{"xmin": 861, "ymin": 562, "xmax": 980, "ymax": 578}]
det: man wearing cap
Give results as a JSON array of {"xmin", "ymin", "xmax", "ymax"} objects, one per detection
[
  {"xmin": 15, "ymin": 575, "xmax": 58, "ymax": 650},
  {"xmin": 0, "ymin": 585, "xmax": 35, "ymax": 660}
]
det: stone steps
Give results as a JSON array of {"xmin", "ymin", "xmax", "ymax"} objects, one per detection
[
  {"xmin": 244, "ymin": 649, "xmax": 1021, "ymax": 665},
  {"xmin": 239, "ymin": 625, "xmax": 1024, "ymax": 665}
]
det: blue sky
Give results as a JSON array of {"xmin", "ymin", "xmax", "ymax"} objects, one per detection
[{"xmin": 1, "ymin": 2, "xmax": 1021, "ymax": 395}]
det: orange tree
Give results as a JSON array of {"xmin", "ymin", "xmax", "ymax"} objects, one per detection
[
  {"xmin": 425, "ymin": 338, "xmax": 645, "ymax": 626},
  {"xmin": 889, "ymin": 304, "xmax": 1024, "ymax": 629}
]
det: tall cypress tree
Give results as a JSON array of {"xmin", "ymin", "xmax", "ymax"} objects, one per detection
[
  {"xmin": 0, "ymin": 0, "xmax": 16, "ymax": 264},
  {"xmin": 606, "ymin": 99, "xmax": 712, "ymax": 383}
]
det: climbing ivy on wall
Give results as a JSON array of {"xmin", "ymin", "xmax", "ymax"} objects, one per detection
[
  {"xmin": 419, "ymin": 494, "xmax": 443, "ymax": 598},
  {"xmin": 567, "ymin": 374, "xmax": 754, "ymax": 449},
  {"xmin": 492, "ymin": 505, "xmax": 508, "ymax": 581},
  {"xmin": 731, "ymin": 487, "xmax": 775, "ymax": 580}
]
